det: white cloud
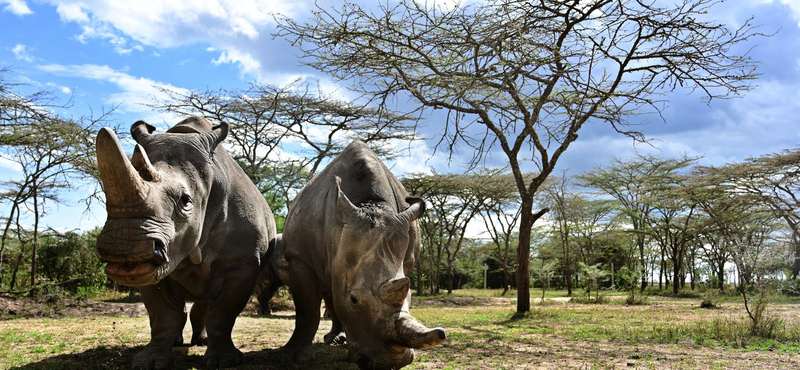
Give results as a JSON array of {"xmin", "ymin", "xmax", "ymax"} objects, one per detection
[
  {"xmin": 45, "ymin": 81, "xmax": 72, "ymax": 94},
  {"xmin": 56, "ymin": 2, "xmax": 88, "ymax": 22},
  {"xmin": 212, "ymin": 48, "xmax": 262, "ymax": 77},
  {"xmin": 12, "ymin": 44, "xmax": 35, "ymax": 62},
  {"xmin": 759, "ymin": 0, "xmax": 800, "ymax": 26},
  {"xmin": 0, "ymin": 156, "xmax": 23, "ymax": 173},
  {"xmin": 36, "ymin": 63, "xmax": 189, "ymax": 125},
  {"xmin": 1, "ymin": 0, "xmax": 32, "ymax": 16},
  {"xmin": 43, "ymin": 0, "xmax": 298, "ymax": 71}
]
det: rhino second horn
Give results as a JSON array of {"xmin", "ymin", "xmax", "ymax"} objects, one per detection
[
  {"xmin": 335, "ymin": 176, "xmax": 361, "ymax": 221},
  {"xmin": 96, "ymin": 127, "xmax": 148, "ymax": 207},
  {"xmin": 395, "ymin": 315, "xmax": 447, "ymax": 349},
  {"xmin": 132, "ymin": 144, "xmax": 160, "ymax": 182},
  {"xmin": 379, "ymin": 277, "xmax": 410, "ymax": 306}
]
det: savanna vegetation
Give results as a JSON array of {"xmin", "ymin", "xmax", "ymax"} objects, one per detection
[{"xmin": 2, "ymin": 0, "xmax": 799, "ymax": 369}]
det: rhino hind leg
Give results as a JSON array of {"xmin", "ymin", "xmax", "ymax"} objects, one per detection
[
  {"xmin": 282, "ymin": 259, "xmax": 321, "ymax": 363},
  {"xmin": 133, "ymin": 281, "xmax": 186, "ymax": 370},
  {"xmin": 256, "ymin": 278, "xmax": 283, "ymax": 316},
  {"xmin": 322, "ymin": 296, "xmax": 346, "ymax": 345},
  {"xmin": 203, "ymin": 268, "xmax": 257, "ymax": 369},
  {"xmin": 190, "ymin": 300, "xmax": 209, "ymax": 346}
]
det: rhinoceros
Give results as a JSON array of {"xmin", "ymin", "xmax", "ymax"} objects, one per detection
[
  {"xmin": 95, "ymin": 116, "xmax": 276, "ymax": 369},
  {"xmin": 281, "ymin": 141, "xmax": 446, "ymax": 370},
  {"xmin": 255, "ymin": 233, "xmax": 288, "ymax": 315}
]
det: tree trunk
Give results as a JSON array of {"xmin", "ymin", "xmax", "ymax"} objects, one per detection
[
  {"xmin": 30, "ymin": 187, "xmax": 39, "ymax": 297},
  {"xmin": 447, "ymin": 269, "xmax": 454, "ymax": 295},
  {"xmin": 672, "ymin": 257, "xmax": 680, "ymax": 294},
  {"xmin": 717, "ymin": 263, "xmax": 725, "ymax": 292},
  {"xmin": 502, "ymin": 266, "xmax": 509, "ymax": 295},
  {"xmin": 416, "ymin": 257, "xmax": 423, "ymax": 296},
  {"xmin": 10, "ymin": 249, "xmax": 24, "ymax": 291},
  {"xmin": 659, "ymin": 250, "xmax": 664, "ymax": 290},
  {"xmin": 516, "ymin": 197, "xmax": 537, "ymax": 314}
]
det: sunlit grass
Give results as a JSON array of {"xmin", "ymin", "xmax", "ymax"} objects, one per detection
[{"xmin": 2, "ymin": 296, "xmax": 799, "ymax": 369}]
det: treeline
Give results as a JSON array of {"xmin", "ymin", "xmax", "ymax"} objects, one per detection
[
  {"xmin": 2, "ymin": 66, "xmax": 797, "ymax": 307},
  {"xmin": 403, "ymin": 152, "xmax": 800, "ymax": 302},
  {"xmin": 0, "ymin": 68, "xmax": 419, "ymax": 295}
]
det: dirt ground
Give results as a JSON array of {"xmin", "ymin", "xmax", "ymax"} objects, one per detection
[{"xmin": 1, "ymin": 295, "xmax": 798, "ymax": 370}]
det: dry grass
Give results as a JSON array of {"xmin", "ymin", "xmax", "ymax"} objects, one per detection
[{"xmin": 1, "ymin": 296, "xmax": 799, "ymax": 370}]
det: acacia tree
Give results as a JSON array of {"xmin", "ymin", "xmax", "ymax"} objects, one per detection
[
  {"xmin": 646, "ymin": 170, "xmax": 702, "ymax": 295},
  {"xmin": 277, "ymin": 0, "xmax": 761, "ymax": 313},
  {"xmin": 541, "ymin": 175, "xmax": 578, "ymax": 295},
  {"xmin": 153, "ymin": 80, "xmax": 417, "ymax": 211},
  {"xmin": 0, "ymin": 69, "xmax": 111, "ymax": 293},
  {"xmin": 402, "ymin": 173, "xmax": 481, "ymax": 294},
  {"xmin": 472, "ymin": 168, "xmax": 525, "ymax": 295},
  {"xmin": 705, "ymin": 149, "xmax": 800, "ymax": 278}
]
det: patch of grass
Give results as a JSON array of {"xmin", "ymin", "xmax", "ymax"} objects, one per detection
[{"xmin": 2, "ymin": 297, "xmax": 800, "ymax": 369}]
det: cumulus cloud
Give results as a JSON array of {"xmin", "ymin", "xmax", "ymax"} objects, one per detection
[
  {"xmin": 12, "ymin": 44, "xmax": 35, "ymax": 62},
  {"xmin": 44, "ymin": 0, "xmax": 299, "ymax": 69},
  {"xmin": 36, "ymin": 63, "xmax": 188, "ymax": 125},
  {"xmin": 759, "ymin": 0, "xmax": 800, "ymax": 26},
  {"xmin": 1, "ymin": 0, "xmax": 32, "ymax": 16}
]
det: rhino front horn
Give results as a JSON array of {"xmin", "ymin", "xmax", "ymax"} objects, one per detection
[
  {"xmin": 395, "ymin": 315, "xmax": 447, "ymax": 349},
  {"xmin": 96, "ymin": 127, "xmax": 148, "ymax": 208},
  {"xmin": 379, "ymin": 277, "xmax": 410, "ymax": 306}
]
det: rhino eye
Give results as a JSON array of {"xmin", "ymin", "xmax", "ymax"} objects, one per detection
[
  {"xmin": 350, "ymin": 293, "xmax": 359, "ymax": 305},
  {"xmin": 180, "ymin": 194, "xmax": 192, "ymax": 206}
]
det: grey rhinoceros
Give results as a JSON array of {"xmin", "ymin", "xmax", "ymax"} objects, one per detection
[
  {"xmin": 94, "ymin": 116, "xmax": 276, "ymax": 369},
  {"xmin": 255, "ymin": 233, "xmax": 288, "ymax": 315},
  {"xmin": 281, "ymin": 141, "xmax": 446, "ymax": 370}
]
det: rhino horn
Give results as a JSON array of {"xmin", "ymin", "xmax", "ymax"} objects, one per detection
[
  {"xmin": 395, "ymin": 315, "xmax": 447, "ymax": 349},
  {"xmin": 131, "ymin": 144, "xmax": 160, "ymax": 182},
  {"xmin": 395, "ymin": 197, "xmax": 426, "ymax": 226},
  {"xmin": 335, "ymin": 176, "xmax": 361, "ymax": 221},
  {"xmin": 379, "ymin": 277, "xmax": 410, "ymax": 306},
  {"xmin": 96, "ymin": 127, "xmax": 148, "ymax": 207}
]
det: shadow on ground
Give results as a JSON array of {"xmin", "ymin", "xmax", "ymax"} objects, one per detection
[{"xmin": 10, "ymin": 343, "xmax": 357, "ymax": 370}]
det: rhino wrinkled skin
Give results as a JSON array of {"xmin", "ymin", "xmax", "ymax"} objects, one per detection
[
  {"xmin": 281, "ymin": 141, "xmax": 446, "ymax": 370},
  {"xmin": 95, "ymin": 117, "xmax": 277, "ymax": 369}
]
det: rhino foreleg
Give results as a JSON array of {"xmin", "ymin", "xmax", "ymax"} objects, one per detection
[
  {"xmin": 190, "ymin": 300, "xmax": 208, "ymax": 346},
  {"xmin": 323, "ymin": 296, "xmax": 346, "ymax": 345},
  {"xmin": 282, "ymin": 259, "xmax": 321, "ymax": 363},
  {"xmin": 203, "ymin": 268, "xmax": 256, "ymax": 369},
  {"xmin": 133, "ymin": 281, "xmax": 186, "ymax": 370}
]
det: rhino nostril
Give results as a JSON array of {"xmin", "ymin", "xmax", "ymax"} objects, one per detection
[{"xmin": 152, "ymin": 240, "xmax": 167, "ymax": 264}]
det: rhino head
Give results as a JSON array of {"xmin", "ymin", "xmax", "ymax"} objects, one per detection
[
  {"xmin": 95, "ymin": 117, "xmax": 227, "ymax": 286},
  {"xmin": 332, "ymin": 178, "xmax": 446, "ymax": 370}
]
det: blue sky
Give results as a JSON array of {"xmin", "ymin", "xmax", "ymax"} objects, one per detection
[{"xmin": 1, "ymin": 0, "xmax": 799, "ymax": 232}]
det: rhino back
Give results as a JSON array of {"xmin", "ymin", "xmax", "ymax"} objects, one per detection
[{"xmin": 283, "ymin": 141, "xmax": 410, "ymax": 282}]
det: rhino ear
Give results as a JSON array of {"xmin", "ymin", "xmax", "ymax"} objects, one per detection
[
  {"xmin": 395, "ymin": 196, "xmax": 426, "ymax": 227},
  {"xmin": 203, "ymin": 122, "xmax": 228, "ymax": 154},
  {"xmin": 335, "ymin": 176, "xmax": 360, "ymax": 223},
  {"xmin": 130, "ymin": 120, "xmax": 156, "ymax": 144}
]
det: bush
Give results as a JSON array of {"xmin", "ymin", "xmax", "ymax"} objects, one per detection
[
  {"xmin": 779, "ymin": 278, "xmax": 800, "ymax": 297},
  {"xmin": 571, "ymin": 292, "xmax": 608, "ymax": 304},
  {"xmin": 700, "ymin": 291, "xmax": 720, "ymax": 309}
]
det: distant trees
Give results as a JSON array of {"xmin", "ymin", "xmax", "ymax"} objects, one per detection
[
  {"xmin": 153, "ymin": 80, "xmax": 417, "ymax": 224},
  {"xmin": 276, "ymin": 0, "xmax": 762, "ymax": 313},
  {"xmin": 0, "ymin": 68, "xmax": 112, "ymax": 294}
]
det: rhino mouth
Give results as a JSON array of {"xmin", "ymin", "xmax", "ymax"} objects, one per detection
[{"xmin": 101, "ymin": 239, "xmax": 169, "ymax": 286}]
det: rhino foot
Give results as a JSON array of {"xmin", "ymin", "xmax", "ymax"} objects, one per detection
[
  {"xmin": 324, "ymin": 331, "xmax": 346, "ymax": 345},
  {"xmin": 281, "ymin": 345, "xmax": 314, "ymax": 363},
  {"xmin": 203, "ymin": 346, "xmax": 242, "ymax": 369},
  {"xmin": 132, "ymin": 346, "xmax": 174, "ymax": 370}
]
